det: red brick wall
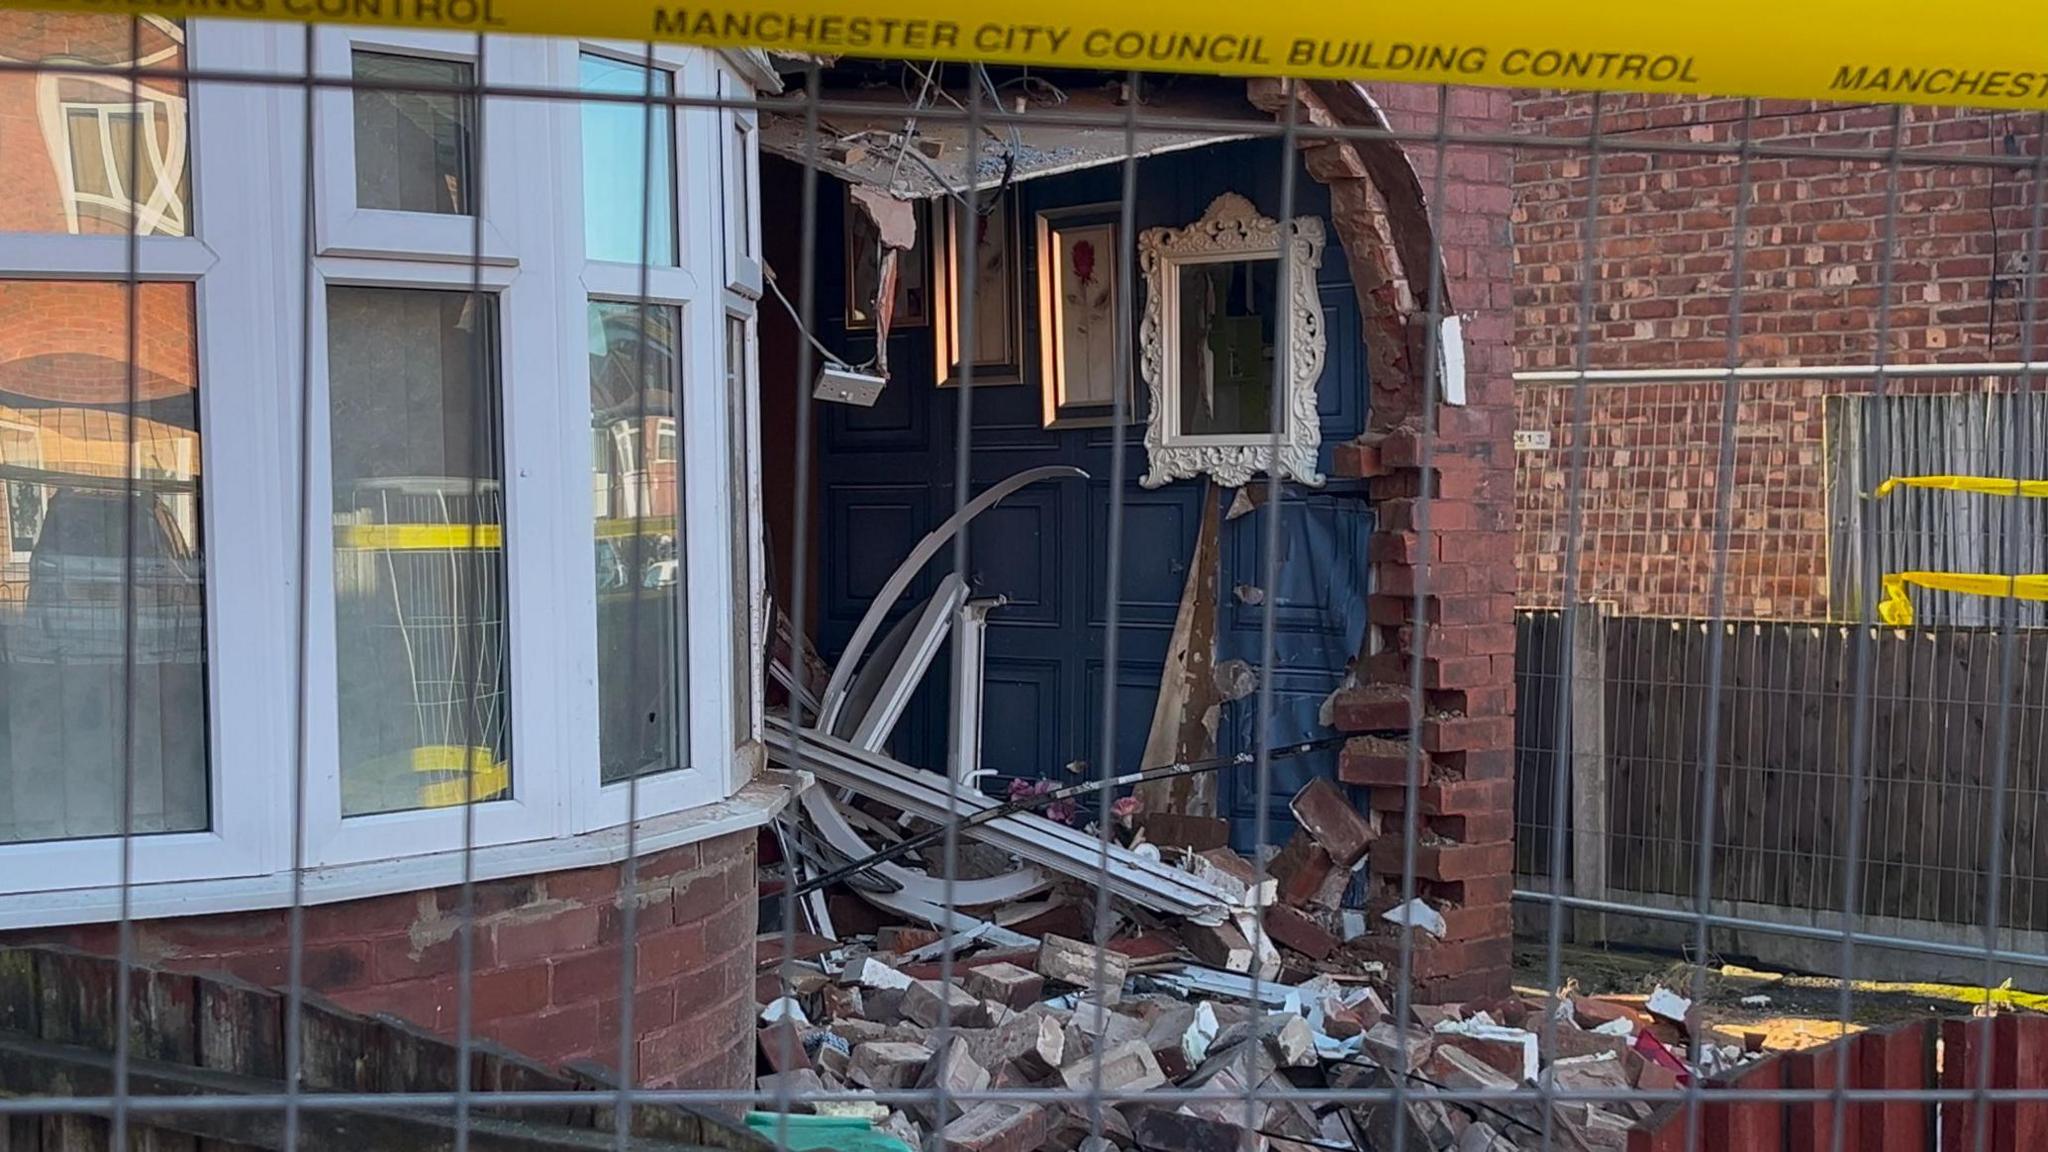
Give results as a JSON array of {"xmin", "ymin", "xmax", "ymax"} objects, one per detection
[
  {"xmin": 6, "ymin": 831, "xmax": 758, "ymax": 1091},
  {"xmin": 1512, "ymin": 93, "xmax": 2045, "ymax": 618},
  {"xmin": 1320, "ymin": 81, "xmax": 1519, "ymax": 1003}
]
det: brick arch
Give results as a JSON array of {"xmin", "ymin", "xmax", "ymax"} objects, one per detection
[
  {"xmin": 1247, "ymin": 79, "xmax": 1521, "ymax": 1003},
  {"xmin": 1247, "ymin": 78, "xmax": 1448, "ymax": 434}
]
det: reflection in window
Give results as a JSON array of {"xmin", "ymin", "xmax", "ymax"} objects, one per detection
[
  {"xmin": 0, "ymin": 12, "xmax": 190, "ymax": 236},
  {"xmin": 580, "ymin": 53, "xmax": 677, "ymax": 266},
  {"xmin": 1176, "ymin": 258, "xmax": 1278, "ymax": 437},
  {"xmin": 0, "ymin": 281, "xmax": 208, "ymax": 843},
  {"xmin": 327, "ymin": 287, "xmax": 508, "ymax": 815},
  {"xmin": 351, "ymin": 51, "xmax": 474, "ymax": 215},
  {"xmin": 589, "ymin": 300, "xmax": 685, "ymax": 783}
]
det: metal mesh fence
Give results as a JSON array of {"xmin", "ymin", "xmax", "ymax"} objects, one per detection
[{"xmin": 1, "ymin": 8, "xmax": 2048, "ymax": 1152}]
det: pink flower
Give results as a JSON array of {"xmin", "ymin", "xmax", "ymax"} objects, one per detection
[
  {"xmin": 1111, "ymin": 796, "xmax": 1141, "ymax": 820},
  {"xmin": 1071, "ymin": 240, "xmax": 1096, "ymax": 286}
]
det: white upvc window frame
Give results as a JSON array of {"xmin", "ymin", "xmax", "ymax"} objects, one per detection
[
  {"xmin": 0, "ymin": 17, "xmax": 773, "ymax": 914},
  {"xmin": 718, "ymin": 66, "xmax": 763, "ymax": 300},
  {"xmin": 0, "ymin": 20, "xmax": 287, "ymax": 896},
  {"xmin": 716, "ymin": 59, "xmax": 764, "ymax": 766},
  {"xmin": 309, "ymin": 27, "xmax": 535, "ymax": 265},
  {"xmin": 542, "ymin": 39, "xmax": 748, "ymax": 833}
]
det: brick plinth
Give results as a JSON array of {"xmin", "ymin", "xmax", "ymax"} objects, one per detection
[{"xmin": 4, "ymin": 831, "xmax": 759, "ymax": 1090}]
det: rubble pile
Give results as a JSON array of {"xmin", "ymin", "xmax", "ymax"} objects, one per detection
[
  {"xmin": 758, "ymin": 782, "xmax": 1761, "ymax": 1151},
  {"xmin": 756, "ymin": 928, "xmax": 1763, "ymax": 1152}
]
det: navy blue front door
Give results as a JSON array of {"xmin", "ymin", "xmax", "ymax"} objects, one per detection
[{"xmin": 813, "ymin": 140, "xmax": 1370, "ymax": 849}]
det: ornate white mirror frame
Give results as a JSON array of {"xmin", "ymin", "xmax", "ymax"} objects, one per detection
[{"xmin": 1137, "ymin": 192, "xmax": 1326, "ymax": 489}]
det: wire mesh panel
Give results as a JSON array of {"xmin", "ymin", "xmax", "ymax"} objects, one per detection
[{"xmin": 5, "ymin": 5, "xmax": 2048, "ymax": 1152}]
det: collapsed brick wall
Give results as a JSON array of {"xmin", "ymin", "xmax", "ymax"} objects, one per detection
[
  {"xmin": 1512, "ymin": 93, "xmax": 2048, "ymax": 619},
  {"xmin": 3, "ymin": 831, "xmax": 758, "ymax": 1090},
  {"xmin": 1284, "ymin": 81, "xmax": 1516, "ymax": 1003}
]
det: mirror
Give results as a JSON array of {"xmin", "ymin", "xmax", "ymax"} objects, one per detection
[
  {"xmin": 1175, "ymin": 258, "xmax": 1279, "ymax": 437},
  {"xmin": 1138, "ymin": 193, "xmax": 1325, "ymax": 488}
]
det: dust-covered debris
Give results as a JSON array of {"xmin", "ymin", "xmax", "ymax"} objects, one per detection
[{"xmin": 757, "ymin": 774, "xmax": 1773, "ymax": 1152}]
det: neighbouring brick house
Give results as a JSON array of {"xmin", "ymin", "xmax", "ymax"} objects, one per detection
[{"xmin": 1512, "ymin": 92, "xmax": 2048, "ymax": 621}]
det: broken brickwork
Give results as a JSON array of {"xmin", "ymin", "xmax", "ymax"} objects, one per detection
[{"xmin": 1254, "ymin": 81, "xmax": 1518, "ymax": 1003}]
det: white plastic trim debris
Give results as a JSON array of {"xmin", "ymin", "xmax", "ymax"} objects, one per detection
[{"xmin": 765, "ymin": 718, "xmax": 1238, "ymax": 920}]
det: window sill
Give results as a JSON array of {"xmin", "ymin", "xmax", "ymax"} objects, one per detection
[{"xmin": 0, "ymin": 770, "xmax": 808, "ymax": 931}]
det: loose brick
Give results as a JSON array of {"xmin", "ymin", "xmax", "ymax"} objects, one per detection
[
  {"xmin": 1035, "ymin": 935, "xmax": 1127, "ymax": 1002},
  {"xmin": 913, "ymin": 1036, "xmax": 990, "ymax": 1126},
  {"xmin": 1268, "ymin": 831, "xmax": 1337, "ymax": 907},
  {"xmin": 960, "ymin": 962, "xmax": 1043, "ymax": 1010},
  {"xmin": 1058, "ymin": 1039, "xmax": 1166, "ymax": 1092},
  {"xmin": 1128, "ymin": 1106, "xmax": 1250, "ymax": 1152},
  {"xmin": 1288, "ymin": 778, "xmax": 1376, "ymax": 867},
  {"xmin": 939, "ymin": 1102, "xmax": 1050, "ymax": 1152},
  {"xmin": 902, "ymin": 978, "xmax": 987, "ymax": 1028},
  {"xmin": 1261, "ymin": 903, "xmax": 1340, "ymax": 961},
  {"xmin": 1361, "ymin": 1021, "xmax": 1435, "ymax": 1071},
  {"xmin": 1180, "ymin": 919, "xmax": 1253, "ymax": 973},
  {"xmin": 847, "ymin": 1040, "xmax": 932, "ymax": 1090}
]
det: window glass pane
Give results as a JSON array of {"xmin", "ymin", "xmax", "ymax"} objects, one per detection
[
  {"xmin": 725, "ymin": 315, "xmax": 753, "ymax": 746},
  {"xmin": 0, "ymin": 280, "xmax": 208, "ymax": 843},
  {"xmin": 328, "ymin": 287, "xmax": 507, "ymax": 816},
  {"xmin": 580, "ymin": 54, "xmax": 677, "ymax": 266},
  {"xmin": 0, "ymin": 13, "xmax": 190, "ymax": 236},
  {"xmin": 589, "ymin": 301, "xmax": 684, "ymax": 783},
  {"xmin": 727, "ymin": 117, "xmax": 753, "ymax": 261},
  {"xmin": 351, "ymin": 50, "xmax": 474, "ymax": 216}
]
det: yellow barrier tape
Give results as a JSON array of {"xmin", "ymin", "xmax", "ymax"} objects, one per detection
[
  {"xmin": 1879, "ymin": 570, "xmax": 2048, "ymax": 626},
  {"xmin": 1874, "ymin": 475, "xmax": 2048, "ymax": 500},
  {"xmin": 336, "ymin": 521, "xmax": 669, "ymax": 549},
  {"xmin": 9, "ymin": 1, "xmax": 2048, "ymax": 111},
  {"xmin": 335, "ymin": 523, "xmax": 503, "ymax": 551},
  {"xmin": 1719, "ymin": 966, "xmax": 2048, "ymax": 1014},
  {"xmin": 411, "ymin": 744, "xmax": 511, "ymax": 807}
]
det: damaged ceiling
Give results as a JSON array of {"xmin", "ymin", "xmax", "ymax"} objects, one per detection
[{"xmin": 759, "ymin": 76, "xmax": 1266, "ymax": 200}]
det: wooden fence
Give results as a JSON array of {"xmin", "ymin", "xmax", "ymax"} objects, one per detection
[{"xmin": 1515, "ymin": 610, "xmax": 2048, "ymax": 975}]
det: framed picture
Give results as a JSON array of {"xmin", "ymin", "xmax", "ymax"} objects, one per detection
[
  {"xmin": 933, "ymin": 191, "xmax": 1023, "ymax": 386},
  {"xmin": 844, "ymin": 187, "xmax": 928, "ymax": 329},
  {"xmin": 1036, "ymin": 203, "xmax": 1132, "ymax": 427}
]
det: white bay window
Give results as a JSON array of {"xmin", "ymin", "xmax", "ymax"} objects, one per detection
[{"xmin": 0, "ymin": 14, "xmax": 778, "ymax": 924}]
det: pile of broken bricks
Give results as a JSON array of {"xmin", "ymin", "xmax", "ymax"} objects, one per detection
[
  {"xmin": 755, "ymin": 929, "xmax": 1762, "ymax": 1152},
  {"xmin": 757, "ymin": 776, "xmax": 1763, "ymax": 1150},
  {"xmin": 754, "ymin": 828, "xmax": 1762, "ymax": 1150}
]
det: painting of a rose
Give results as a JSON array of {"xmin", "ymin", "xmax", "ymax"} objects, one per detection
[
  {"xmin": 1056, "ymin": 223, "xmax": 1118, "ymax": 410},
  {"xmin": 1035, "ymin": 205, "xmax": 1129, "ymax": 427}
]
